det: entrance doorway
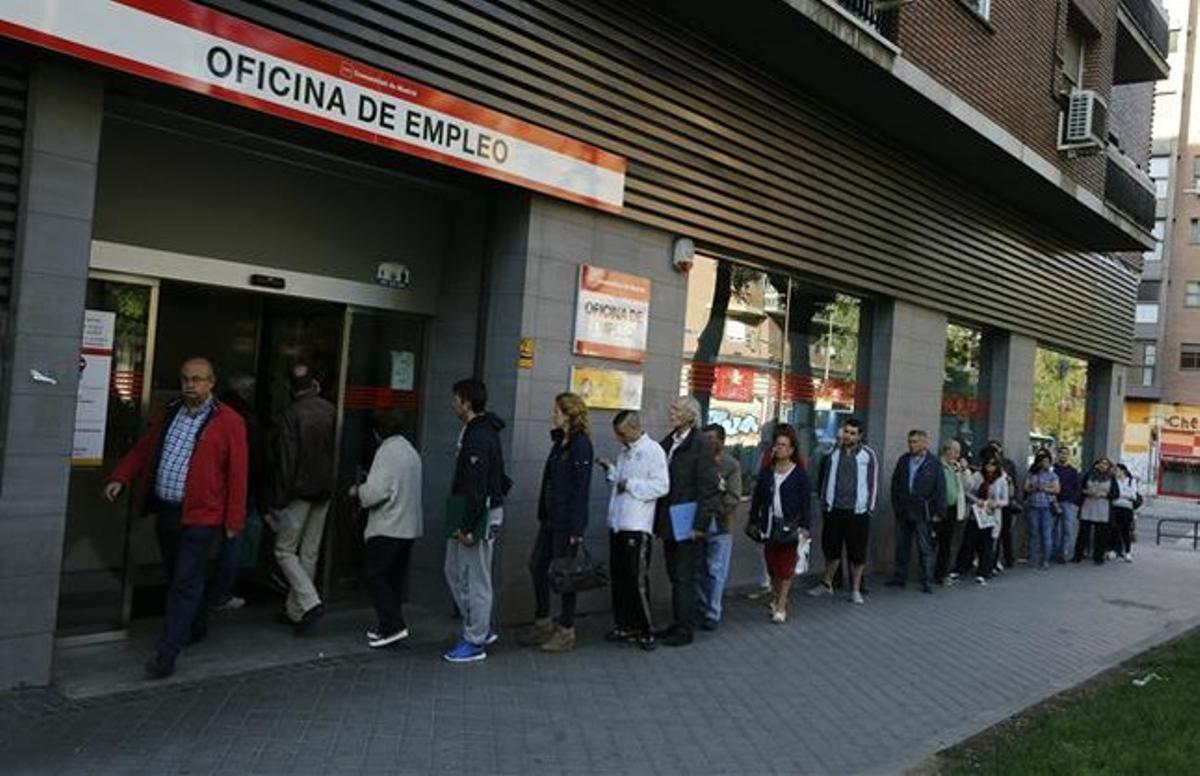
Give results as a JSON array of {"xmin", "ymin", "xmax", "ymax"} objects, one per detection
[{"xmin": 58, "ymin": 274, "xmax": 426, "ymax": 639}]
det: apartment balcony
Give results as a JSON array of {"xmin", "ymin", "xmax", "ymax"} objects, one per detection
[
  {"xmin": 832, "ymin": 0, "xmax": 898, "ymax": 40},
  {"xmin": 1105, "ymin": 151, "xmax": 1157, "ymax": 232},
  {"xmin": 1114, "ymin": 0, "xmax": 1170, "ymax": 84}
]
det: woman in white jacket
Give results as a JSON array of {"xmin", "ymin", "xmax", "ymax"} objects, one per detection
[
  {"xmin": 352, "ymin": 410, "xmax": 424, "ymax": 648},
  {"xmin": 961, "ymin": 455, "xmax": 1008, "ymax": 586}
]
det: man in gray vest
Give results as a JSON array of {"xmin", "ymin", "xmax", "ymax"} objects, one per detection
[{"xmin": 808, "ymin": 417, "xmax": 878, "ymax": 604}]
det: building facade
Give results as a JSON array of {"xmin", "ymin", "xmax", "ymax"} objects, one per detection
[
  {"xmin": 0, "ymin": 0, "xmax": 1160, "ymax": 689},
  {"xmin": 1122, "ymin": 0, "xmax": 1200, "ymax": 496}
]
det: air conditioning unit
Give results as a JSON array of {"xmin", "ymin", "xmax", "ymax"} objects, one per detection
[{"xmin": 1059, "ymin": 89, "xmax": 1107, "ymax": 151}]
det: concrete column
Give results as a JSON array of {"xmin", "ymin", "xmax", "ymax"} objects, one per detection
[
  {"xmin": 0, "ymin": 60, "xmax": 103, "ymax": 689},
  {"xmin": 861, "ymin": 299, "xmax": 948, "ymax": 573},
  {"xmin": 480, "ymin": 194, "xmax": 685, "ymax": 621},
  {"xmin": 981, "ymin": 331, "xmax": 1038, "ymax": 473},
  {"xmin": 1085, "ymin": 359, "xmax": 1125, "ymax": 464}
]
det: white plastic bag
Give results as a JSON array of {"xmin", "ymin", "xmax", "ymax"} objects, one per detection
[{"xmin": 794, "ymin": 536, "xmax": 811, "ymax": 576}]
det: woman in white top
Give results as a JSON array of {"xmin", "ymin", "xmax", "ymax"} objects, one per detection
[
  {"xmin": 961, "ymin": 455, "xmax": 1008, "ymax": 586},
  {"xmin": 351, "ymin": 409, "xmax": 424, "ymax": 649},
  {"xmin": 1111, "ymin": 463, "xmax": 1140, "ymax": 562}
]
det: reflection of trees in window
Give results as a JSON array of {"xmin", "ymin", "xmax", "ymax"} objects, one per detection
[
  {"xmin": 941, "ymin": 324, "xmax": 982, "ymax": 458},
  {"xmin": 1032, "ymin": 348, "xmax": 1088, "ymax": 452},
  {"xmin": 686, "ymin": 256, "xmax": 860, "ymax": 462}
]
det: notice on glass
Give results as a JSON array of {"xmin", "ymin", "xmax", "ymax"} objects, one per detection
[
  {"xmin": 390, "ymin": 350, "xmax": 415, "ymax": 391},
  {"xmin": 573, "ymin": 265, "xmax": 650, "ymax": 363},
  {"xmin": 72, "ymin": 310, "xmax": 116, "ymax": 466},
  {"xmin": 570, "ymin": 366, "xmax": 643, "ymax": 411}
]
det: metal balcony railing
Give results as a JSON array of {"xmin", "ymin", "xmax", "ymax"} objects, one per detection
[
  {"xmin": 1120, "ymin": 0, "xmax": 1170, "ymax": 56},
  {"xmin": 1105, "ymin": 156, "xmax": 1157, "ymax": 232},
  {"xmin": 833, "ymin": 0, "xmax": 899, "ymax": 41}
]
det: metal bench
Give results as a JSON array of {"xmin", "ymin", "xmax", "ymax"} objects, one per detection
[{"xmin": 1155, "ymin": 518, "xmax": 1200, "ymax": 550}]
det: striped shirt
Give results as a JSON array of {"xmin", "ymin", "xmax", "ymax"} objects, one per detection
[{"xmin": 155, "ymin": 399, "xmax": 214, "ymax": 503}]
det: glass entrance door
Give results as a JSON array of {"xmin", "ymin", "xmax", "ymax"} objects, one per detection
[
  {"xmin": 57, "ymin": 273, "xmax": 158, "ymax": 638},
  {"xmin": 324, "ymin": 307, "xmax": 425, "ymax": 597}
]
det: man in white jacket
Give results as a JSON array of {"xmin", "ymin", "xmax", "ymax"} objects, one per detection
[{"xmin": 598, "ymin": 410, "xmax": 669, "ymax": 651}]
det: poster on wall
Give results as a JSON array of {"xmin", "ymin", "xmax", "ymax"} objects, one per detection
[
  {"xmin": 72, "ymin": 310, "xmax": 116, "ymax": 467},
  {"xmin": 573, "ymin": 265, "xmax": 651, "ymax": 363},
  {"xmin": 389, "ymin": 350, "xmax": 415, "ymax": 391},
  {"xmin": 570, "ymin": 366, "xmax": 643, "ymax": 411}
]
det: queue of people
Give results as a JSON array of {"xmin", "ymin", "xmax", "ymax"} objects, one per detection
[{"xmin": 103, "ymin": 359, "xmax": 1143, "ymax": 677}]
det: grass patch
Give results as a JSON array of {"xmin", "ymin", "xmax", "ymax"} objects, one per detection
[{"xmin": 935, "ymin": 628, "xmax": 1200, "ymax": 775}]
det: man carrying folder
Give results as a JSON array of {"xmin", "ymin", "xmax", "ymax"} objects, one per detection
[{"xmin": 654, "ymin": 396, "xmax": 721, "ymax": 647}]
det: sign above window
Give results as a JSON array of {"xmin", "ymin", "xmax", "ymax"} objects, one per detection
[{"xmin": 0, "ymin": 0, "xmax": 626, "ymax": 212}]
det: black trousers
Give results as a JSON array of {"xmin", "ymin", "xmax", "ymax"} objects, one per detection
[
  {"xmin": 365, "ymin": 536, "xmax": 414, "ymax": 634},
  {"xmin": 997, "ymin": 509, "xmax": 1017, "ymax": 568},
  {"xmin": 530, "ymin": 523, "xmax": 577, "ymax": 628},
  {"xmin": 1074, "ymin": 521, "xmax": 1110, "ymax": 563},
  {"xmin": 933, "ymin": 510, "xmax": 958, "ymax": 582},
  {"xmin": 953, "ymin": 520, "xmax": 995, "ymax": 579},
  {"xmin": 1112, "ymin": 507, "xmax": 1134, "ymax": 555},
  {"xmin": 662, "ymin": 537, "xmax": 696, "ymax": 635},
  {"xmin": 610, "ymin": 531, "xmax": 653, "ymax": 636}
]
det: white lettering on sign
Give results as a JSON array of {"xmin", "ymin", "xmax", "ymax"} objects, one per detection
[{"xmin": 0, "ymin": 0, "xmax": 626, "ymax": 211}]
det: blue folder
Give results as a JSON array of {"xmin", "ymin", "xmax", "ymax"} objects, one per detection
[{"xmin": 668, "ymin": 502, "xmax": 698, "ymax": 541}]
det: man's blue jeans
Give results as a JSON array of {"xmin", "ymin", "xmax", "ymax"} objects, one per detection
[
  {"xmin": 696, "ymin": 532, "xmax": 734, "ymax": 622},
  {"xmin": 1027, "ymin": 505, "xmax": 1054, "ymax": 567},
  {"xmin": 1051, "ymin": 502, "xmax": 1079, "ymax": 561},
  {"xmin": 157, "ymin": 524, "xmax": 220, "ymax": 663},
  {"xmin": 207, "ymin": 531, "xmax": 244, "ymax": 607}
]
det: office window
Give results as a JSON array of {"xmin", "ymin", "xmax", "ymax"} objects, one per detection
[
  {"xmin": 1138, "ymin": 281, "xmax": 1161, "ymax": 302},
  {"xmin": 1062, "ymin": 27, "xmax": 1085, "ymax": 88},
  {"xmin": 1190, "ymin": 218, "xmax": 1200, "ymax": 244},
  {"xmin": 1137, "ymin": 341, "xmax": 1157, "ymax": 387},
  {"xmin": 1150, "ymin": 157, "xmax": 1169, "ymax": 199},
  {"xmin": 1193, "ymin": 157, "xmax": 1200, "ymax": 190},
  {"xmin": 1181, "ymin": 344, "xmax": 1200, "ymax": 370},
  {"xmin": 1187, "ymin": 282, "xmax": 1200, "ymax": 307},
  {"xmin": 1136, "ymin": 303, "xmax": 1160, "ymax": 324},
  {"xmin": 1146, "ymin": 218, "xmax": 1165, "ymax": 263},
  {"xmin": 1170, "ymin": 29, "xmax": 1181, "ymax": 54}
]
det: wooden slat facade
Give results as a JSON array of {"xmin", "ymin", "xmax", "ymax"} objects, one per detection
[{"xmin": 201, "ymin": 0, "xmax": 1137, "ymax": 362}]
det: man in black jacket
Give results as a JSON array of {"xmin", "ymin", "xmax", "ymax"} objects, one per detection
[
  {"xmin": 654, "ymin": 396, "xmax": 721, "ymax": 647},
  {"xmin": 443, "ymin": 378, "xmax": 510, "ymax": 663},
  {"xmin": 269, "ymin": 365, "xmax": 336, "ymax": 633},
  {"xmin": 887, "ymin": 429, "xmax": 946, "ymax": 594}
]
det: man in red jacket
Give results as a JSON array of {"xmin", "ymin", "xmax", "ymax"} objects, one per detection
[{"xmin": 104, "ymin": 357, "xmax": 248, "ymax": 679}]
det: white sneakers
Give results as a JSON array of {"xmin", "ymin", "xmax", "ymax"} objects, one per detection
[
  {"xmin": 771, "ymin": 609, "xmax": 787, "ymax": 624},
  {"xmin": 807, "ymin": 583, "xmax": 833, "ymax": 598},
  {"xmin": 851, "ymin": 590, "xmax": 865, "ymax": 606},
  {"xmin": 368, "ymin": 628, "xmax": 410, "ymax": 649}
]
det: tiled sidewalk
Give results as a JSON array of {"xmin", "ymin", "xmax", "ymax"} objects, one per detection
[{"xmin": 3, "ymin": 543, "xmax": 1199, "ymax": 774}]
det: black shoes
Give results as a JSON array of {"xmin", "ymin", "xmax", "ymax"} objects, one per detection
[
  {"xmin": 700, "ymin": 618, "xmax": 719, "ymax": 631},
  {"xmin": 604, "ymin": 627, "xmax": 636, "ymax": 643},
  {"xmin": 637, "ymin": 636, "xmax": 658, "ymax": 652},
  {"xmin": 294, "ymin": 603, "xmax": 324, "ymax": 635},
  {"xmin": 921, "ymin": 583, "xmax": 934, "ymax": 594},
  {"xmin": 884, "ymin": 579, "xmax": 906, "ymax": 588},
  {"xmin": 660, "ymin": 627, "xmax": 693, "ymax": 647},
  {"xmin": 145, "ymin": 655, "xmax": 174, "ymax": 680}
]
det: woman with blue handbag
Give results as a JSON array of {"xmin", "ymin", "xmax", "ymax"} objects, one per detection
[{"xmin": 745, "ymin": 424, "xmax": 811, "ymax": 624}]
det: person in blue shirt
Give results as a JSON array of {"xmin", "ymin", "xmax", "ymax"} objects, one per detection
[
  {"xmin": 1051, "ymin": 446, "xmax": 1082, "ymax": 563},
  {"xmin": 887, "ymin": 429, "xmax": 946, "ymax": 593}
]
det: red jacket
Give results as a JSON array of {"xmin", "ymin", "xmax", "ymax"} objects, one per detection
[{"xmin": 110, "ymin": 399, "xmax": 248, "ymax": 533}]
